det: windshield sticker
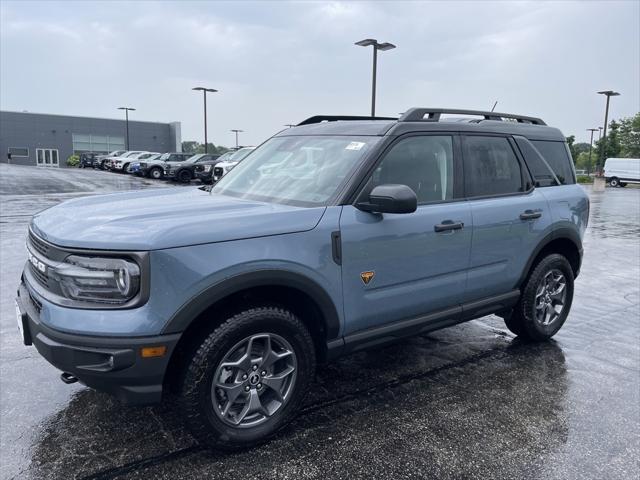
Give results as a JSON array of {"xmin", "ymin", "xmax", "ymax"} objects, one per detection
[{"xmin": 345, "ymin": 142, "xmax": 365, "ymax": 151}]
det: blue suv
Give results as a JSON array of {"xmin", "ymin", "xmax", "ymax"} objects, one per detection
[{"xmin": 15, "ymin": 108, "xmax": 589, "ymax": 449}]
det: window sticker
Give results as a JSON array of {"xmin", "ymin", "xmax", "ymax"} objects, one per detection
[{"xmin": 345, "ymin": 142, "xmax": 365, "ymax": 151}]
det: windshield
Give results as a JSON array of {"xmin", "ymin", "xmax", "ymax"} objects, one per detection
[
  {"xmin": 216, "ymin": 151, "xmax": 234, "ymax": 162},
  {"xmin": 231, "ymin": 148, "xmax": 254, "ymax": 162},
  {"xmin": 212, "ymin": 136, "xmax": 380, "ymax": 206},
  {"xmin": 186, "ymin": 154, "xmax": 204, "ymax": 163}
]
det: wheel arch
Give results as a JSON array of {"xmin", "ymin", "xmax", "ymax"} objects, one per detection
[
  {"xmin": 518, "ymin": 229, "xmax": 583, "ymax": 288},
  {"xmin": 162, "ymin": 270, "xmax": 341, "ymax": 392}
]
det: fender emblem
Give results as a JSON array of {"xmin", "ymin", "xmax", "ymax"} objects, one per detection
[{"xmin": 360, "ymin": 271, "xmax": 375, "ymax": 285}]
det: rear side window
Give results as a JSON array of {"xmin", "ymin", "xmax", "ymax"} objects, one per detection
[
  {"xmin": 463, "ymin": 136, "xmax": 523, "ymax": 197},
  {"xmin": 530, "ymin": 140, "xmax": 575, "ymax": 185},
  {"xmin": 514, "ymin": 138, "xmax": 557, "ymax": 187}
]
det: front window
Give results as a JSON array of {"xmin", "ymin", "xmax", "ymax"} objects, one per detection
[{"xmin": 212, "ymin": 135, "xmax": 380, "ymax": 206}]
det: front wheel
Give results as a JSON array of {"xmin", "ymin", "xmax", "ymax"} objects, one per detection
[
  {"xmin": 609, "ymin": 177, "xmax": 620, "ymax": 187},
  {"xmin": 148, "ymin": 167, "xmax": 163, "ymax": 179},
  {"xmin": 179, "ymin": 306, "xmax": 315, "ymax": 450},
  {"xmin": 504, "ymin": 254, "xmax": 574, "ymax": 341},
  {"xmin": 178, "ymin": 169, "xmax": 192, "ymax": 183}
]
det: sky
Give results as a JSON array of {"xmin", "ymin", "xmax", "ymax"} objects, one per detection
[{"xmin": 1, "ymin": 0, "xmax": 638, "ymax": 147}]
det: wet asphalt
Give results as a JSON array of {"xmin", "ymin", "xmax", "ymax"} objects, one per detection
[{"xmin": 0, "ymin": 164, "xmax": 638, "ymax": 480}]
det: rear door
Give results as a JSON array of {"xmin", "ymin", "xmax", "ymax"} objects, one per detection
[
  {"xmin": 462, "ymin": 134, "xmax": 552, "ymax": 303},
  {"xmin": 339, "ymin": 134, "xmax": 472, "ymax": 335}
]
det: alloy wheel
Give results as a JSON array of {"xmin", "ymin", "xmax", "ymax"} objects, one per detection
[
  {"xmin": 211, "ymin": 333, "xmax": 297, "ymax": 428},
  {"xmin": 534, "ymin": 269, "xmax": 567, "ymax": 326}
]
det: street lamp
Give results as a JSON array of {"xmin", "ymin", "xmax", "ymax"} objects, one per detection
[
  {"xmin": 586, "ymin": 128, "xmax": 598, "ymax": 175},
  {"xmin": 192, "ymin": 87, "xmax": 218, "ymax": 153},
  {"xmin": 117, "ymin": 107, "xmax": 135, "ymax": 150},
  {"xmin": 597, "ymin": 90, "xmax": 620, "ymax": 172},
  {"xmin": 355, "ymin": 38, "xmax": 396, "ymax": 116},
  {"xmin": 230, "ymin": 129, "xmax": 244, "ymax": 149}
]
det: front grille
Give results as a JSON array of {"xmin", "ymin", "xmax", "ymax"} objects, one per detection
[
  {"xmin": 214, "ymin": 167, "xmax": 223, "ymax": 176},
  {"xmin": 29, "ymin": 231, "xmax": 50, "ymax": 257},
  {"xmin": 194, "ymin": 165, "xmax": 203, "ymax": 172},
  {"xmin": 29, "ymin": 262, "xmax": 49, "ymax": 288}
]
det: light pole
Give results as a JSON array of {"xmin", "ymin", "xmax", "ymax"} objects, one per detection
[
  {"xmin": 355, "ymin": 38, "xmax": 396, "ymax": 116},
  {"xmin": 587, "ymin": 128, "xmax": 598, "ymax": 175},
  {"xmin": 597, "ymin": 90, "xmax": 620, "ymax": 172},
  {"xmin": 117, "ymin": 107, "xmax": 135, "ymax": 150},
  {"xmin": 193, "ymin": 87, "xmax": 218, "ymax": 153},
  {"xmin": 230, "ymin": 129, "xmax": 244, "ymax": 149}
]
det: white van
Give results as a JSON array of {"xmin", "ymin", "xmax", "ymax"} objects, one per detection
[{"xmin": 604, "ymin": 158, "xmax": 640, "ymax": 187}]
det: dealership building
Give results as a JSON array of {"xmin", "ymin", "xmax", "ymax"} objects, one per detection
[{"xmin": 0, "ymin": 110, "xmax": 181, "ymax": 168}]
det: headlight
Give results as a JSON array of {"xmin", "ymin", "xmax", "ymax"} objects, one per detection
[
  {"xmin": 204, "ymin": 165, "xmax": 212, "ymax": 172},
  {"xmin": 51, "ymin": 255, "xmax": 140, "ymax": 304}
]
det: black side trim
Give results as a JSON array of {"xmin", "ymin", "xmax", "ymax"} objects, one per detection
[
  {"xmin": 332, "ymin": 290, "xmax": 521, "ymax": 358},
  {"xmin": 162, "ymin": 270, "xmax": 341, "ymax": 340},
  {"xmin": 516, "ymin": 228, "xmax": 583, "ymax": 286},
  {"xmin": 331, "ymin": 231, "xmax": 342, "ymax": 265}
]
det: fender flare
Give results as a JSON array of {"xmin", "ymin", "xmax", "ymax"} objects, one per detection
[
  {"xmin": 517, "ymin": 227, "xmax": 583, "ymax": 287},
  {"xmin": 161, "ymin": 269, "xmax": 341, "ymax": 340}
]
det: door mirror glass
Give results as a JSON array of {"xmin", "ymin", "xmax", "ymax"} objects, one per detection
[{"xmin": 357, "ymin": 184, "xmax": 417, "ymax": 214}]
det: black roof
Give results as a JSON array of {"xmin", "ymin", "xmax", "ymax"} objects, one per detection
[{"xmin": 278, "ymin": 108, "xmax": 565, "ymax": 141}]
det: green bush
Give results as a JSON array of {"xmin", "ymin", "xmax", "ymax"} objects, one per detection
[
  {"xmin": 66, "ymin": 154, "xmax": 80, "ymax": 167},
  {"xmin": 576, "ymin": 175, "xmax": 592, "ymax": 184}
]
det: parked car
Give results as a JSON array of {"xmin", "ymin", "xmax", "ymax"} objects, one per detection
[
  {"xmin": 211, "ymin": 147, "xmax": 255, "ymax": 182},
  {"xmin": 97, "ymin": 150, "xmax": 127, "ymax": 170},
  {"xmin": 78, "ymin": 153, "xmax": 99, "ymax": 168},
  {"xmin": 112, "ymin": 152, "xmax": 159, "ymax": 173},
  {"xmin": 105, "ymin": 151, "xmax": 145, "ymax": 171},
  {"xmin": 604, "ymin": 157, "xmax": 640, "ymax": 187},
  {"xmin": 16, "ymin": 108, "xmax": 588, "ymax": 450},
  {"xmin": 195, "ymin": 151, "xmax": 235, "ymax": 184},
  {"xmin": 164, "ymin": 153, "xmax": 220, "ymax": 183},
  {"xmin": 129, "ymin": 154, "xmax": 162, "ymax": 176},
  {"xmin": 138, "ymin": 152, "xmax": 192, "ymax": 179}
]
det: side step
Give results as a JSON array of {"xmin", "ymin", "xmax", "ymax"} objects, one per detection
[{"xmin": 60, "ymin": 372, "xmax": 78, "ymax": 384}]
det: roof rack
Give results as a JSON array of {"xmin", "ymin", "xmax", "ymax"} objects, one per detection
[
  {"xmin": 398, "ymin": 108, "xmax": 546, "ymax": 126},
  {"xmin": 297, "ymin": 115, "xmax": 397, "ymax": 126}
]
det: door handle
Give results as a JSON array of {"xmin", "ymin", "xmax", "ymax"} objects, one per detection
[
  {"xmin": 434, "ymin": 220, "xmax": 464, "ymax": 233},
  {"xmin": 520, "ymin": 210, "xmax": 542, "ymax": 220}
]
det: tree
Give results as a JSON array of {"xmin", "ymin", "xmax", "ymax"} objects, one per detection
[
  {"xmin": 181, "ymin": 141, "xmax": 231, "ymax": 155},
  {"xmin": 618, "ymin": 112, "xmax": 640, "ymax": 158}
]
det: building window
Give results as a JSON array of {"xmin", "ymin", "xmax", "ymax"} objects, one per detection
[
  {"xmin": 8, "ymin": 147, "xmax": 29, "ymax": 157},
  {"xmin": 72, "ymin": 134, "xmax": 125, "ymax": 154}
]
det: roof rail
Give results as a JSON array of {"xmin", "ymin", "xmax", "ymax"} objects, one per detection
[
  {"xmin": 398, "ymin": 108, "xmax": 546, "ymax": 126},
  {"xmin": 297, "ymin": 115, "xmax": 397, "ymax": 126}
]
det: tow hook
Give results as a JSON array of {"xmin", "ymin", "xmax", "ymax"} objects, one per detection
[{"xmin": 60, "ymin": 372, "xmax": 78, "ymax": 384}]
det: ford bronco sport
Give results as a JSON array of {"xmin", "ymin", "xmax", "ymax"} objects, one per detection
[{"xmin": 16, "ymin": 108, "xmax": 588, "ymax": 449}]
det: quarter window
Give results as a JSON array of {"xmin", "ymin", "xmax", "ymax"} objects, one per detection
[
  {"xmin": 463, "ymin": 136, "xmax": 523, "ymax": 197},
  {"xmin": 370, "ymin": 136, "xmax": 454, "ymax": 204},
  {"xmin": 530, "ymin": 140, "xmax": 575, "ymax": 185}
]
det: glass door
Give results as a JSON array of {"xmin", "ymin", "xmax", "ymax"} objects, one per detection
[{"xmin": 35, "ymin": 149, "xmax": 60, "ymax": 167}]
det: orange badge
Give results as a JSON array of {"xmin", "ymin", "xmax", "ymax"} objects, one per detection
[{"xmin": 360, "ymin": 271, "xmax": 375, "ymax": 285}]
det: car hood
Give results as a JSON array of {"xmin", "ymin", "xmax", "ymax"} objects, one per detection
[{"xmin": 31, "ymin": 188, "xmax": 326, "ymax": 250}]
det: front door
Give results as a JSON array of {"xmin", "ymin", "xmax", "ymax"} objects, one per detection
[
  {"xmin": 339, "ymin": 134, "xmax": 472, "ymax": 336},
  {"xmin": 36, "ymin": 149, "xmax": 59, "ymax": 167}
]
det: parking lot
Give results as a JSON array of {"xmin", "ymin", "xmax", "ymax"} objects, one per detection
[{"xmin": 0, "ymin": 163, "xmax": 638, "ymax": 479}]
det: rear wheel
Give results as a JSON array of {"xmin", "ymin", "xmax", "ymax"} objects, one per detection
[
  {"xmin": 609, "ymin": 177, "xmax": 620, "ymax": 187},
  {"xmin": 504, "ymin": 254, "xmax": 574, "ymax": 341},
  {"xmin": 179, "ymin": 306, "xmax": 315, "ymax": 450},
  {"xmin": 149, "ymin": 167, "xmax": 163, "ymax": 179}
]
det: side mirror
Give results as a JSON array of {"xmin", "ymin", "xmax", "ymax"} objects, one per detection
[{"xmin": 357, "ymin": 184, "xmax": 417, "ymax": 214}]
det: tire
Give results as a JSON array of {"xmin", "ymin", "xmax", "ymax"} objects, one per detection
[
  {"xmin": 504, "ymin": 254, "xmax": 574, "ymax": 341},
  {"xmin": 178, "ymin": 169, "xmax": 192, "ymax": 183},
  {"xmin": 179, "ymin": 306, "xmax": 315, "ymax": 450},
  {"xmin": 122, "ymin": 163, "xmax": 130, "ymax": 174},
  {"xmin": 149, "ymin": 167, "xmax": 163, "ymax": 180},
  {"xmin": 609, "ymin": 177, "xmax": 619, "ymax": 187}
]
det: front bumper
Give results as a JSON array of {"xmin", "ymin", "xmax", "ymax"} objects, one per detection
[
  {"xmin": 16, "ymin": 281, "xmax": 180, "ymax": 405},
  {"xmin": 195, "ymin": 171, "xmax": 213, "ymax": 183}
]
